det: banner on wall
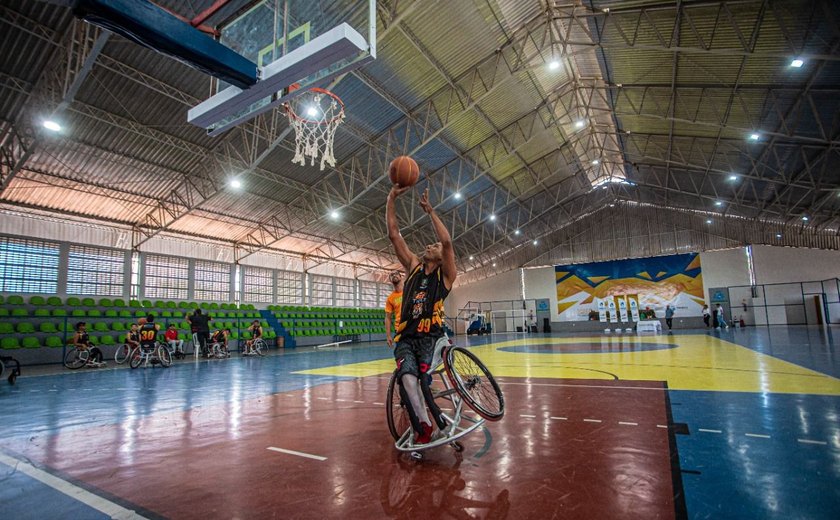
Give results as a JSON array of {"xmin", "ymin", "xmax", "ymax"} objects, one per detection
[
  {"xmin": 607, "ymin": 297, "xmax": 618, "ymax": 322},
  {"xmin": 597, "ymin": 299, "xmax": 607, "ymax": 322},
  {"xmin": 616, "ymin": 296, "xmax": 629, "ymax": 322},
  {"xmin": 555, "ymin": 253, "xmax": 704, "ymax": 322},
  {"xmin": 627, "ymin": 294, "xmax": 641, "ymax": 321}
]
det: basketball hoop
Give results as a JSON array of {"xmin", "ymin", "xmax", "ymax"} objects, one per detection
[{"xmin": 285, "ymin": 87, "xmax": 345, "ymax": 171}]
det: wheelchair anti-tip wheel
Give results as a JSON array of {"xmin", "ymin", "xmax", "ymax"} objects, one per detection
[{"xmin": 444, "ymin": 346, "xmax": 505, "ymax": 421}]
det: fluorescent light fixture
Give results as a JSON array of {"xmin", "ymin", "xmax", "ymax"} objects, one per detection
[
  {"xmin": 592, "ymin": 159, "xmax": 600, "ymax": 165},
  {"xmin": 749, "ymin": 133, "xmax": 760, "ymax": 141},
  {"xmin": 453, "ymin": 192, "xmax": 462, "ymax": 200},
  {"xmin": 229, "ymin": 179, "xmax": 242, "ymax": 189},
  {"xmin": 549, "ymin": 60, "xmax": 560, "ymax": 70},
  {"xmin": 492, "ymin": 263, "xmax": 496, "ymax": 267},
  {"xmin": 706, "ymin": 219, "xmax": 712, "ymax": 224},
  {"xmin": 776, "ymin": 234, "xmax": 782, "ymax": 238},
  {"xmin": 802, "ymin": 216, "xmax": 809, "ymax": 221},
  {"xmin": 574, "ymin": 120, "xmax": 585, "ymax": 129},
  {"xmin": 489, "ymin": 214, "xmax": 496, "ymax": 221},
  {"xmin": 728, "ymin": 175, "xmax": 738, "ymax": 181},
  {"xmin": 591, "ymin": 177, "xmax": 630, "ymax": 188},
  {"xmin": 533, "ymin": 240, "xmax": 539, "ymax": 246},
  {"xmin": 715, "ymin": 201, "xmax": 723, "ymax": 206},
  {"xmin": 790, "ymin": 58, "xmax": 804, "ymax": 68},
  {"xmin": 42, "ymin": 120, "xmax": 61, "ymax": 132},
  {"xmin": 514, "ymin": 230, "xmax": 521, "ymax": 235},
  {"xmin": 329, "ymin": 210, "xmax": 340, "ymax": 219},
  {"xmin": 469, "ymin": 255, "xmax": 474, "ymax": 261}
]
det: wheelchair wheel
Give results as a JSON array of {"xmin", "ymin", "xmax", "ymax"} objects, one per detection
[
  {"xmin": 444, "ymin": 346, "xmax": 504, "ymax": 421},
  {"xmin": 114, "ymin": 344, "xmax": 132, "ymax": 364},
  {"xmin": 64, "ymin": 348, "xmax": 88, "ymax": 370},
  {"xmin": 157, "ymin": 345, "xmax": 172, "ymax": 367},
  {"xmin": 255, "ymin": 339, "xmax": 266, "ymax": 356},
  {"xmin": 129, "ymin": 348, "xmax": 142, "ymax": 369},
  {"xmin": 386, "ymin": 370, "xmax": 411, "ymax": 441}
]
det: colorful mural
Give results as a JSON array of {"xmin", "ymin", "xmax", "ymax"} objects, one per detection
[{"xmin": 555, "ymin": 253, "xmax": 704, "ymax": 321}]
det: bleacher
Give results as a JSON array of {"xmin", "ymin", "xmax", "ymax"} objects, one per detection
[
  {"xmin": 267, "ymin": 305, "xmax": 386, "ymax": 346},
  {"xmin": 0, "ymin": 294, "xmax": 276, "ymax": 364}
]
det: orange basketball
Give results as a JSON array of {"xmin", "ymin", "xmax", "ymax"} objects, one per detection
[
  {"xmin": 389, "ymin": 155, "xmax": 420, "ymax": 187},
  {"xmin": 138, "ymin": 317, "xmax": 147, "ymax": 325}
]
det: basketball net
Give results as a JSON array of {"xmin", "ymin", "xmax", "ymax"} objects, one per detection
[{"xmin": 285, "ymin": 87, "xmax": 345, "ymax": 171}]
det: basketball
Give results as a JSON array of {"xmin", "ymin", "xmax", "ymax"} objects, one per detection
[
  {"xmin": 138, "ymin": 317, "xmax": 147, "ymax": 325},
  {"xmin": 389, "ymin": 155, "xmax": 420, "ymax": 187}
]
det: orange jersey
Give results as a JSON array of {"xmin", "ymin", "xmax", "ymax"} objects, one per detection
[{"xmin": 385, "ymin": 290, "xmax": 403, "ymax": 328}]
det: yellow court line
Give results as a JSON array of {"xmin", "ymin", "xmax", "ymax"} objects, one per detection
[{"xmin": 295, "ymin": 335, "xmax": 840, "ymax": 396}]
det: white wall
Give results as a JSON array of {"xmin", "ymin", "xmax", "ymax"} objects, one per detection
[
  {"xmin": 699, "ymin": 248, "xmax": 751, "ymax": 296},
  {"xmin": 447, "ymin": 268, "xmax": 522, "ymax": 322},
  {"xmin": 752, "ymin": 245, "xmax": 840, "ymax": 284}
]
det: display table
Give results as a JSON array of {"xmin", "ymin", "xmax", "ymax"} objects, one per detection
[{"xmin": 637, "ymin": 320, "xmax": 662, "ymax": 334}]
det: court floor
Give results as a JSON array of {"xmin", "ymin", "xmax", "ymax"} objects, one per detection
[{"xmin": 1, "ymin": 326, "xmax": 838, "ymax": 519}]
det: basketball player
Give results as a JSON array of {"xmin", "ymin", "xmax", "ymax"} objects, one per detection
[
  {"xmin": 384, "ymin": 270, "xmax": 404, "ymax": 348},
  {"xmin": 139, "ymin": 314, "xmax": 160, "ymax": 353},
  {"xmin": 386, "ymin": 184, "xmax": 456, "ymax": 445}
]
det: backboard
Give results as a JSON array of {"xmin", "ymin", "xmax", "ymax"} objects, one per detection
[{"xmin": 187, "ymin": 0, "xmax": 375, "ymax": 136}]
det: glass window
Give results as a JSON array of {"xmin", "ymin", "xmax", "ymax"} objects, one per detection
[
  {"xmin": 143, "ymin": 254, "xmax": 189, "ymax": 300},
  {"xmin": 67, "ymin": 245, "xmax": 125, "ymax": 296},
  {"xmin": 378, "ymin": 282, "xmax": 391, "ymax": 307},
  {"xmin": 311, "ymin": 275, "xmax": 333, "ymax": 306},
  {"xmin": 359, "ymin": 280, "xmax": 378, "ymax": 308},
  {"xmin": 277, "ymin": 270, "xmax": 303, "ymax": 304},
  {"xmin": 0, "ymin": 236, "xmax": 60, "ymax": 293},
  {"xmin": 193, "ymin": 260, "xmax": 231, "ymax": 301},
  {"xmin": 335, "ymin": 277, "xmax": 355, "ymax": 307},
  {"xmin": 243, "ymin": 266, "xmax": 273, "ymax": 303}
]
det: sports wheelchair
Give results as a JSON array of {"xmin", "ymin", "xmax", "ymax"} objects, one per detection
[
  {"xmin": 386, "ymin": 334, "xmax": 504, "ymax": 460},
  {"xmin": 0, "ymin": 354, "xmax": 21, "ymax": 384},
  {"xmin": 129, "ymin": 342, "xmax": 172, "ymax": 369}
]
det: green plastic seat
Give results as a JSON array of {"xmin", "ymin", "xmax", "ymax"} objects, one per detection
[
  {"xmin": 0, "ymin": 323, "xmax": 13, "ymax": 334},
  {"xmin": 200, "ymin": 302, "xmax": 209, "ymax": 310},
  {"xmin": 161, "ymin": 311, "xmax": 172, "ymax": 318},
  {"xmin": 16, "ymin": 322, "xmax": 35, "ymax": 334},
  {"xmin": 129, "ymin": 300, "xmax": 141, "ymax": 308},
  {"xmin": 87, "ymin": 309, "xmax": 102, "ymax": 317},
  {"xmin": 29, "ymin": 295, "xmax": 46, "ymax": 305},
  {"xmin": 52, "ymin": 309, "xmax": 67, "ymax": 317},
  {"xmin": 136, "ymin": 310, "xmax": 147, "ymax": 318},
  {"xmin": 178, "ymin": 301, "xmax": 191, "ymax": 309},
  {"xmin": 105, "ymin": 310, "xmax": 117, "ymax": 317},
  {"xmin": 154, "ymin": 300, "xmax": 165, "ymax": 308},
  {"xmin": 40, "ymin": 322, "xmax": 57, "ymax": 333},
  {"xmin": 113, "ymin": 299, "xmax": 126, "ymax": 307},
  {"xmin": 66, "ymin": 297, "xmax": 81, "ymax": 306},
  {"xmin": 117, "ymin": 334, "xmax": 126, "ymax": 343},
  {"xmin": 88, "ymin": 336, "xmax": 100, "ymax": 345},
  {"xmin": 11, "ymin": 308, "xmax": 27, "ymax": 317},
  {"xmin": 242, "ymin": 331, "xmax": 252, "ymax": 340},
  {"xmin": 46, "ymin": 336, "xmax": 64, "ymax": 348},
  {"xmin": 1, "ymin": 337, "xmax": 20, "ymax": 349},
  {"xmin": 178, "ymin": 333, "xmax": 189, "ymax": 341},
  {"xmin": 93, "ymin": 322, "xmax": 109, "ymax": 332},
  {"xmin": 99, "ymin": 298, "xmax": 113, "ymax": 307},
  {"xmin": 0, "ymin": 309, "xmax": 7, "ymax": 317},
  {"xmin": 229, "ymin": 331, "xmax": 239, "ymax": 340},
  {"xmin": 209, "ymin": 302, "xmax": 219, "ymax": 310},
  {"xmin": 71, "ymin": 309, "xmax": 85, "ymax": 317},
  {"xmin": 166, "ymin": 301, "xmax": 177, "ymax": 309},
  {"xmin": 22, "ymin": 337, "xmax": 40, "ymax": 349},
  {"xmin": 112, "ymin": 322, "xmax": 125, "ymax": 331},
  {"xmin": 7, "ymin": 295, "xmax": 24, "ymax": 305},
  {"xmin": 141, "ymin": 300, "xmax": 153, "ymax": 308},
  {"xmin": 100, "ymin": 335, "xmax": 115, "ymax": 345},
  {"xmin": 81, "ymin": 298, "xmax": 96, "ymax": 306}
]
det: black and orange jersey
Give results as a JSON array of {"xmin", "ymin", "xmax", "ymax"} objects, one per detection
[
  {"xmin": 396, "ymin": 264, "xmax": 449, "ymax": 342},
  {"xmin": 139, "ymin": 322, "xmax": 157, "ymax": 347}
]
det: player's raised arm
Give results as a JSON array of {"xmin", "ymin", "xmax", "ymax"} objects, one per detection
[
  {"xmin": 387, "ymin": 184, "xmax": 419, "ymax": 271},
  {"xmin": 419, "ymin": 188, "xmax": 456, "ymax": 289}
]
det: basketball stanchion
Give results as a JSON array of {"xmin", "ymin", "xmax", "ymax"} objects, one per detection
[{"xmin": 285, "ymin": 88, "xmax": 345, "ymax": 170}]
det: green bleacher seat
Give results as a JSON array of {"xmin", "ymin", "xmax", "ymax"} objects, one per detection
[
  {"xmin": 66, "ymin": 297, "xmax": 81, "ymax": 306},
  {"xmin": 166, "ymin": 301, "xmax": 177, "ymax": 309},
  {"xmin": 11, "ymin": 308, "xmax": 27, "ymax": 317},
  {"xmin": 104, "ymin": 310, "xmax": 117, "ymax": 317},
  {"xmin": 7, "ymin": 295, "xmax": 24, "ymax": 305},
  {"xmin": 2, "ymin": 337, "xmax": 20, "ymax": 349},
  {"xmin": 129, "ymin": 300, "xmax": 141, "ymax": 308},
  {"xmin": 99, "ymin": 298, "xmax": 113, "ymax": 307},
  {"xmin": 45, "ymin": 336, "xmax": 64, "ymax": 348},
  {"xmin": 40, "ymin": 322, "xmax": 57, "ymax": 333},
  {"xmin": 141, "ymin": 300, "xmax": 153, "ymax": 308},
  {"xmin": 0, "ymin": 323, "xmax": 12, "ymax": 334},
  {"xmin": 221, "ymin": 303, "xmax": 232, "ymax": 310},
  {"xmin": 119, "ymin": 310, "xmax": 132, "ymax": 318},
  {"xmin": 52, "ymin": 309, "xmax": 67, "ymax": 317},
  {"xmin": 112, "ymin": 322, "xmax": 125, "ymax": 331},
  {"xmin": 172, "ymin": 311, "xmax": 183, "ymax": 318},
  {"xmin": 81, "ymin": 298, "xmax": 95, "ymax": 306},
  {"xmin": 16, "ymin": 322, "xmax": 35, "ymax": 334},
  {"xmin": 22, "ymin": 337, "xmax": 40, "ymax": 349},
  {"xmin": 93, "ymin": 323, "xmax": 109, "ymax": 332},
  {"xmin": 33, "ymin": 309, "xmax": 50, "ymax": 317},
  {"xmin": 0, "ymin": 309, "xmax": 7, "ymax": 317},
  {"xmin": 136, "ymin": 310, "xmax": 147, "ymax": 318},
  {"xmin": 161, "ymin": 311, "xmax": 172, "ymax": 318},
  {"xmin": 87, "ymin": 310, "xmax": 102, "ymax": 317},
  {"xmin": 180, "ymin": 321, "xmax": 190, "ymax": 329},
  {"xmin": 178, "ymin": 301, "xmax": 190, "ymax": 309},
  {"xmin": 178, "ymin": 333, "xmax": 189, "ymax": 341},
  {"xmin": 229, "ymin": 331, "xmax": 238, "ymax": 339},
  {"xmin": 88, "ymin": 336, "xmax": 100, "ymax": 345},
  {"xmin": 200, "ymin": 302, "xmax": 209, "ymax": 310},
  {"xmin": 154, "ymin": 300, "xmax": 166, "ymax": 308},
  {"xmin": 29, "ymin": 295, "xmax": 46, "ymax": 305},
  {"xmin": 209, "ymin": 303, "xmax": 219, "ymax": 310},
  {"xmin": 242, "ymin": 331, "xmax": 252, "ymax": 339},
  {"xmin": 101, "ymin": 335, "xmax": 115, "ymax": 345},
  {"xmin": 71, "ymin": 310, "xmax": 85, "ymax": 317},
  {"xmin": 113, "ymin": 299, "xmax": 126, "ymax": 307}
]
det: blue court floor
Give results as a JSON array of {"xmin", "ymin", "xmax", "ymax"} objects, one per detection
[{"xmin": 0, "ymin": 325, "xmax": 838, "ymax": 519}]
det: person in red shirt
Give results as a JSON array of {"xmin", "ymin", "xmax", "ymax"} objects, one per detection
[{"xmin": 164, "ymin": 324, "xmax": 183, "ymax": 357}]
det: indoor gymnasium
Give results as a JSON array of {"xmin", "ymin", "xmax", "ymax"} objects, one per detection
[{"xmin": 1, "ymin": 1, "xmax": 839, "ymax": 519}]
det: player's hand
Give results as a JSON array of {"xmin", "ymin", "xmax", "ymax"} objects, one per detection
[
  {"xmin": 386, "ymin": 335, "xmax": 394, "ymax": 348},
  {"xmin": 389, "ymin": 184, "xmax": 411, "ymax": 199},
  {"xmin": 419, "ymin": 188, "xmax": 432, "ymax": 214}
]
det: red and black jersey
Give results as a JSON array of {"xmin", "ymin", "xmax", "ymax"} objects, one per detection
[
  {"xmin": 139, "ymin": 323, "xmax": 157, "ymax": 347},
  {"xmin": 396, "ymin": 264, "xmax": 449, "ymax": 342}
]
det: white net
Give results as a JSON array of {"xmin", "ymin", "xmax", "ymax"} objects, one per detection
[{"xmin": 286, "ymin": 88, "xmax": 345, "ymax": 171}]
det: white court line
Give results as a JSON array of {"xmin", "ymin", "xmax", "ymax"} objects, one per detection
[
  {"xmin": 618, "ymin": 421, "xmax": 638, "ymax": 426},
  {"xmin": 520, "ymin": 414, "xmax": 536, "ymax": 418},
  {"xmin": 583, "ymin": 419, "xmax": 602, "ymax": 423},
  {"xmin": 797, "ymin": 439, "xmax": 827, "ymax": 445},
  {"xmin": 549, "ymin": 416, "xmax": 567, "ymax": 420},
  {"xmin": 353, "ymin": 400, "xmax": 365, "ymax": 403},
  {"xmin": 0, "ymin": 452, "xmax": 147, "ymax": 519},
  {"xmin": 335, "ymin": 399, "xmax": 349, "ymax": 402},
  {"xmin": 656, "ymin": 424, "xmax": 668, "ymax": 429},
  {"xmin": 316, "ymin": 397, "xmax": 329, "ymax": 400},
  {"xmin": 745, "ymin": 433, "xmax": 770, "ymax": 439},
  {"xmin": 266, "ymin": 447, "xmax": 327, "ymax": 461},
  {"xmin": 498, "ymin": 382, "xmax": 665, "ymax": 391},
  {"xmin": 698, "ymin": 428, "xmax": 722, "ymax": 433},
  {"xmin": 373, "ymin": 402, "xmax": 385, "ymax": 406}
]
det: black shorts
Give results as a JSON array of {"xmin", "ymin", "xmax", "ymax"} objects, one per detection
[{"xmin": 394, "ymin": 336, "xmax": 439, "ymax": 378}]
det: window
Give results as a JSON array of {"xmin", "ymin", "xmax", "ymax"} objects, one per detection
[
  {"xmin": 143, "ymin": 254, "xmax": 189, "ymax": 300},
  {"xmin": 0, "ymin": 236, "xmax": 59, "ymax": 293},
  {"xmin": 359, "ymin": 280, "xmax": 379, "ymax": 308},
  {"xmin": 310, "ymin": 275, "xmax": 333, "ymax": 306},
  {"xmin": 194, "ymin": 260, "xmax": 231, "ymax": 301},
  {"xmin": 243, "ymin": 266, "xmax": 273, "ymax": 303},
  {"xmin": 335, "ymin": 277, "xmax": 355, "ymax": 307},
  {"xmin": 67, "ymin": 245, "xmax": 125, "ymax": 296},
  {"xmin": 378, "ymin": 282, "xmax": 391, "ymax": 307},
  {"xmin": 277, "ymin": 270, "xmax": 303, "ymax": 304}
]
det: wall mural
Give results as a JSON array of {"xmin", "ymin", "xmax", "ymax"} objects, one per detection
[{"xmin": 555, "ymin": 253, "xmax": 704, "ymax": 321}]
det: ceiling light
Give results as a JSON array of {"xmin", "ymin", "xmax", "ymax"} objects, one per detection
[
  {"xmin": 453, "ymin": 192, "xmax": 462, "ymax": 200},
  {"xmin": 533, "ymin": 240, "xmax": 539, "ymax": 246},
  {"xmin": 306, "ymin": 106, "xmax": 319, "ymax": 117},
  {"xmin": 574, "ymin": 120, "xmax": 585, "ymax": 129},
  {"xmin": 549, "ymin": 60, "xmax": 560, "ymax": 70},
  {"xmin": 790, "ymin": 58, "xmax": 804, "ymax": 68},
  {"xmin": 706, "ymin": 219, "xmax": 712, "ymax": 224},
  {"xmin": 715, "ymin": 201, "xmax": 723, "ymax": 206},
  {"xmin": 42, "ymin": 120, "xmax": 61, "ymax": 132},
  {"xmin": 592, "ymin": 159, "xmax": 600, "ymax": 165},
  {"xmin": 802, "ymin": 216, "xmax": 809, "ymax": 221},
  {"xmin": 229, "ymin": 179, "xmax": 242, "ymax": 189},
  {"xmin": 609, "ymin": 203, "xmax": 615, "ymax": 207},
  {"xmin": 492, "ymin": 262, "xmax": 497, "ymax": 267},
  {"xmin": 728, "ymin": 175, "xmax": 738, "ymax": 181},
  {"xmin": 514, "ymin": 230, "xmax": 521, "ymax": 235},
  {"xmin": 469, "ymin": 255, "xmax": 474, "ymax": 261},
  {"xmin": 489, "ymin": 214, "xmax": 496, "ymax": 221},
  {"xmin": 749, "ymin": 133, "xmax": 760, "ymax": 141},
  {"xmin": 776, "ymin": 234, "xmax": 782, "ymax": 238},
  {"xmin": 329, "ymin": 210, "xmax": 340, "ymax": 220}
]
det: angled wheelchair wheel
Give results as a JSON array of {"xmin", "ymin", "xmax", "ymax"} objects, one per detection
[
  {"xmin": 444, "ymin": 346, "xmax": 504, "ymax": 421},
  {"xmin": 114, "ymin": 344, "xmax": 132, "ymax": 364},
  {"xmin": 129, "ymin": 348, "xmax": 143, "ymax": 369},
  {"xmin": 386, "ymin": 370, "xmax": 412, "ymax": 442},
  {"xmin": 64, "ymin": 348, "xmax": 87, "ymax": 370},
  {"xmin": 157, "ymin": 345, "xmax": 172, "ymax": 367},
  {"xmin": 254, "ymin": 339, "xmax": 266, "ymax": 356}
]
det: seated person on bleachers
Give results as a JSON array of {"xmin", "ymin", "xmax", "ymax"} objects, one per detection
[
  {"xmin": 164, "ymin": 324, "xmax": 183, "ymax": 355},
  {"xmin": 641, "ymin": 306, "xmax": 657, "ymax": 320},
  {"xmin": 126, "ymin": 323, "xmax": 140, "ymax": 351},
  {"xmin": 245, "ymin": 320, "xmax": 262, "ymax": 354},
  {"xmin": 73, "ymin": 322, "xmax": 105, "ymax": 368},
  {"xmin": 209, "ymin": 328, "xmax": 231, "ymax": 357}
]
